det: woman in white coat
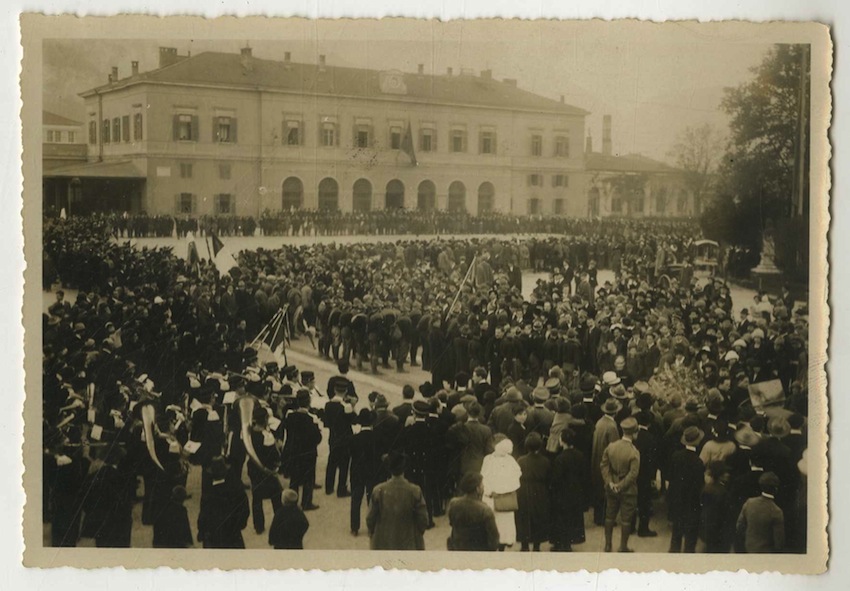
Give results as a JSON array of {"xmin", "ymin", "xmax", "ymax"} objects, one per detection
[{"xmin": 481, "ymin": 434, "xmax": 522, "ymax": 550}]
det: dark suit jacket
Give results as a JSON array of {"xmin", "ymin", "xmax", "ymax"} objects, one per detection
[{"xmin": 447, "ymin": 496, "xmax": 500, "ymax": 551}]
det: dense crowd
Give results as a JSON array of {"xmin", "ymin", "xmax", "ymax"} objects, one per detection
[{"xmin": 42, "ymin": 214, "xmax": 809, "ymax": 553}]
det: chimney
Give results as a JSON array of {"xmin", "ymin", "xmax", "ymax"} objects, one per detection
[
  {"xmin": 447, "ymin": 67, "xmax": 453, "ymax": 76},
  {"xmin": 503, "ymin": 78, "xmax": 517, "ymax": 87},
  {"xmin": 284, "ymin": 51, "xmax": 291, "ymax": 63},
  {"xmin": 480, "ymin": 69, "xmax": 492, "ymax": 80},
  {"xmin": 319, "ymin": 54, "xmax": 326, "ymax": 70},
  {"xmin": 111, "ymin": 66, "xmax": 118, "ymax": 80},
  {"xmin": 418, "ymin": 64, "xmax": 424, "ymax": 75},
  {"xmin": 131, "ymin": 61, "xmax": 139, "ymax": 76},
  {"xmin": 585, "ymin": 132, "xmax": 593, "ymax": 154},
  {"xmin": 602, "ymin": 114, "xmax": 612, "ymax": 156},
  {"xmin": 240, "ymin": 46, "xmax": 253, "ymax": 72},
  {"xmin": 159, "ymin": 47, "xmax": 179, "ymax": 68}
]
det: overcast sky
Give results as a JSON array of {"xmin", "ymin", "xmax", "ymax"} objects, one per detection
[{"xmin": 42, "ymin": 20, "xmax": 773, "ymax": 163}]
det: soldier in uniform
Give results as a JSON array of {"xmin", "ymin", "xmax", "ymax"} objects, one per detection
[
  {"xmin": 350, "ymin": 408, "xmax": 380, "ymax": 535},
  {"xmin": 401, "ymin": 400, "xmax": 437, "ymax": 529},
  {"xmin": 323, "ymin": 379, "xmax": 356, "ymax": 497},
  {"xmin": 247, "ymin": 406, "xmax": 283, "ymax": 535}
]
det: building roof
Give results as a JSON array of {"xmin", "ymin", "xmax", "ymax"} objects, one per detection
[
  {"xmin": 80, "ymin": 51, "xmax": 589, "ymax": 116},
  {"xmin": 585, "ymin": 151, "xmax": 678, "ymax": 174},
  {"xmin": 44, "ymin": 159, "xmax": 145, "ymax": 179},
  {"xmin": 43, "ymin": 110, "xmax": 82, "ymax": 127}
]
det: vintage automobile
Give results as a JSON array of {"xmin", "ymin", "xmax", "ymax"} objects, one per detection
[{"xmin": 656, "ymin": 239, "xmax": 720, "ymax": 290}]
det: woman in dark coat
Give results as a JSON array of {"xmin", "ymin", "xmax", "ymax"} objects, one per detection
[
  {"xmin": 550, "ymin": 428, "xmax": 588, "ymax": 551},
  {"xmin": 515, "ymin": 432, "xmax": 551, "ymax": 551},
  {"xmin": 506, "ymin": 404, "xmax": 528, "ymax": 459}
]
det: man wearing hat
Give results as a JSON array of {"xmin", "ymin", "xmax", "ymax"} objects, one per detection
[
  {"xmin": 402, "ymin": 399, "xmax": 439, "ymax": 528},
  {"xmin": 736, "ymin": 472, "xmax": 785, "ymax": 553},
  {"xmin": 487, "ymin": 387, "xmax": 523, "ymax": 435},
  {"xmin": 282, "ymin": 390, "xmax": 322, "ymax": 511},
  {"xmin": 591, "ymin": 398, "xmax": 623, "ymax": 526},
  {"xmin": 633, "ymin": 412, "xmax": 660, "ymax": 537},
  {"xmin": 526, "ymin": 386, "xmax": 555, "ymax": 442},
  {"xmin": 300, "ymin": 370, "xmax": 326, "ymax": 415},
  {"xmin": 350, "ymin": 408, "xmax": 381, "ymax": 535},
  {"xmin": 247, "ymin": 405, "xmax": 283, "ymax": 535},
  {"xmin": 574, "ymin": 373, "xmax": 602, "ymax": 426},
  {"xmin": 599, "ymin": 417, "xmax": 641, "ymax": 552},
  {"xmin": 667, "ymin": 425, "xmax": 705, "ymax": 553},
  {"xmin": 323, "ymin": 377, "xmax": 356, "ymax": 498},
  {"xmin": 198, "ymin": 456, "xmax": 250, "ymax": 549}
]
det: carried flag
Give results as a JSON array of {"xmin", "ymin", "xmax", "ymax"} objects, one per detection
[
  {"xmin": 210, "ymin": 231, "xmax": 238, "ymax": 276},
  {"xmin": 400, "ymin": 121, "xmax": 417, "ymax": 166}
]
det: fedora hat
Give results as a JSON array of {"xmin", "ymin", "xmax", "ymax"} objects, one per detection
[
  {"xmin": 734, "ymin": 425, "xmax": 761, "ymax": 447},
  {"xmin": 601, "ymin": 398, "xmax": 622, "ymax": 415},
  {"xmin": 602, "ymin": 371, "xmax": 621, "ymax": 387},
  {"xmin": 532, "ymin": 386, "xmax": 551, "ymax": 402},
  {"xmin": 767, "ymin": 417, "xmax": 791, "ymax": 438},
  {"xmin": 681, "ymin": 426, "xmax": 705, "ymax": 447}
]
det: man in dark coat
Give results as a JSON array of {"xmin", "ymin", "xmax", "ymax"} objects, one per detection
[
  {"xmin": 323, "ymin": 381, "xmax": 356, "ymax": 497},
  {"xmin": 197, "ymin": 457, "xmax": 250, "ymax": 549},
  {"xmin": 152, "ymin": 485, "xmax": 193, "ymax": 548},
  {"xmin": 459, "ymin": 402, "xmax": 495, "ymax": 478},
  {"xmin": 634, "ymin": 411, "xmax": 660, "ymax": 537},
  {"xmin": 550, "ymin": 428, "xmax": 588, "ymax": 551},
  {"xmin": 350, "ymin": 408, "xmax": 381, "ymax": 535},
  {"xmin": 667, "ymin": 426, "xmax": 706, "ymax": 553},
  {"xmin": 81, "ymin": 445, "xmax": 134, "ymax": 548},
  {"xmin": 447, "ymin": 472, "xmax": 500, "ymax": 551},
  {"xmin": 402, "ymin": 400, "xmax": 438, "ymax": 528},
  {"xmin": 282, "ymin": 390, "xmax": 322, "ymax": 510},
  {"xmin": 736, "ymin": 471, "xmax": 785, "ymax": 553},
  {"xmin": 600, "ymin": 417, "xmax": 640, "ymax": 553}
]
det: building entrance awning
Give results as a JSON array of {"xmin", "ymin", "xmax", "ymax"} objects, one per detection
[{"xmin": 44, "ymin": 159, "xmax": 145, "ymax": 179}]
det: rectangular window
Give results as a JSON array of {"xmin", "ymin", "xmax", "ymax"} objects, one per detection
[
  {"xmin": 175, "ymin": 114, "xmax": 195, "ymax": 141},
  {"xmin": 89, "ymin": 121, "xmax": 97, "ymax": 144},
  {"xmin": 554, "ymin": 135, "xmax": 570, "ymax": 157},
  {"xmin": 420, "ymin": 128, "xmax": 435, "ymax": 152},
  {"xmin": 215, "ymin": 116, "xmax": 236, "ymax": 143},
  {"xmin": 390, "ymin": 126, "xmax": 402, "ymax": 150},
  {"xmin": 531, "ymin": 134, "xmax": 542, "ymax": 156},
  {"xmin": 479, "ymin": 130, "xmax": 496, "ymax": 154},
  {"xmin": 611, "ymin": 196, "xmax": 622, "ymax": 213},
  {"xmin": 528, "ymin": 198, "xmax": 541, "ymax": 215},
  {"xmin": 355, "ymin": 129, "xmax": 370, "ymax": 148},
  {"xmin": 553, "ymin": 199, "xmax": 565, "ymax": 215},
  {"xmin": 102, "ymin": 119, "xmax": 110, "ymax": 144},
  {"xmin": 552, "ymin": 174, "xmax": 569, "ymax": 188},
  {"xmin": 122, "ymin": 116, "xmax": 130, "ymax": 142},
  {"xmin": 321, "ymin": 121, "xmax": 337, "ymax": 147},
  {"xmin": 67, "ymin": 131, "xmax": 75, "ymax": 143},
  {"xmin": 218, "ymin": 163, "xmax": 231, "ymax": 180},
  {"xmin": 112, "ymin": 117, "xmax": 121, "ymax": 142},
  {"xmin": 527, "ymin": 173, "xmax": 543, "ymax": 187},
  {"xmin": 179, "ymin": 193, "xmax": 194, "ymax": 214},
  {"xmin": 133, "ymin": 113, "xmax": 143, "ymax": 140},
  {"xmin": 180, "ymin": 162, "xmax": 193, "ymax": 179},
  {"xmin": 633, "ymin": 196, "xmax": 645, "ymax": 213},
  {"xmin": 450, "ymin": 129, "xmax": 467, "ymax": 153},
  {"xmin": 46, "ymin": 130, "xmax": 54, "ymax": 143},
  {"xmin": 284, "ymin": 119, "xmax": 302, "ymax": 145},
  {"xmin": 216, "ymin": 194, "xmax": 233, "ymax": 215}
]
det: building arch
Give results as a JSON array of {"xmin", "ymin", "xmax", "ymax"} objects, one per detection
[
  {"xmin": 282, "ymin": 176, "xmax": 304, "ymax": 210},
  {"xmin": 385, "ymin": 179, "xmax": 405, "ymax": 209},
  {"xmin": 448, "ymin": 180, "xmax": 466, "ymax": 213},
  {"xmin": 477, "ymin": 181, "xmax": 495, "ymax": 215},
  {"xmin": 353, "ymin": 178, "xmax": 372, "ymax": 212},
  {"xmin": 318, "ymin": 177, "xmax": 339, "ymax": 211},
  {"xmin": 417, "ymin": 180, "xmax": 436, "ymax": 212}
]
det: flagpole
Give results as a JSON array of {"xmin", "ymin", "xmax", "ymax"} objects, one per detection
[
  {"xmin": 205, "ymin": 235, "xmax": 213, "ymax": 261},
  {"xmin": 445, "ymin": 254, "xmax": 476, "ymax": 321}
]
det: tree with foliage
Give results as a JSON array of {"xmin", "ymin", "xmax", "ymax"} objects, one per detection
[
  {"xmin": 702, "ymin": 44, "xmax": 810, "ymax": 277},
  {"xmin": 668, "ymin": 123, "xmax": 725, "ymax": 215}
]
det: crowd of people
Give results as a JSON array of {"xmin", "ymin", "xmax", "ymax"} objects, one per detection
[{"xmin": 41, "ymin": 213, "xmax": 809, "ymax": 553}]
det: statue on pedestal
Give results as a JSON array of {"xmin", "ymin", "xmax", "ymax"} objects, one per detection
[{"xmin": 752, "ymin": 218, "xmax": 781, "ymax": 275}]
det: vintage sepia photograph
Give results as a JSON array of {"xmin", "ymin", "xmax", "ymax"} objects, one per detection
[{"xmin": 20, "ymin": 16, "xmax": 830, "ymax": 572}]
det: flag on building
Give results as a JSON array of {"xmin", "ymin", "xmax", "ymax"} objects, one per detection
[
  {"xmin": 210, "ymin": 231, "xmax": 238, "ymax": 276},
  {"xmin": 186, "ymin": 231, "xmax": 200, "ymax": 268},
  {"xmin": 401, "ymin": 122, "xmax": 417, "ymax": 166}
]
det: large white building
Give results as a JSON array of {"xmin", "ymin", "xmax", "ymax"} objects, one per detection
[{"xmin": 44, "ymin": 47, "xmax": 591, "ymax": 217}]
